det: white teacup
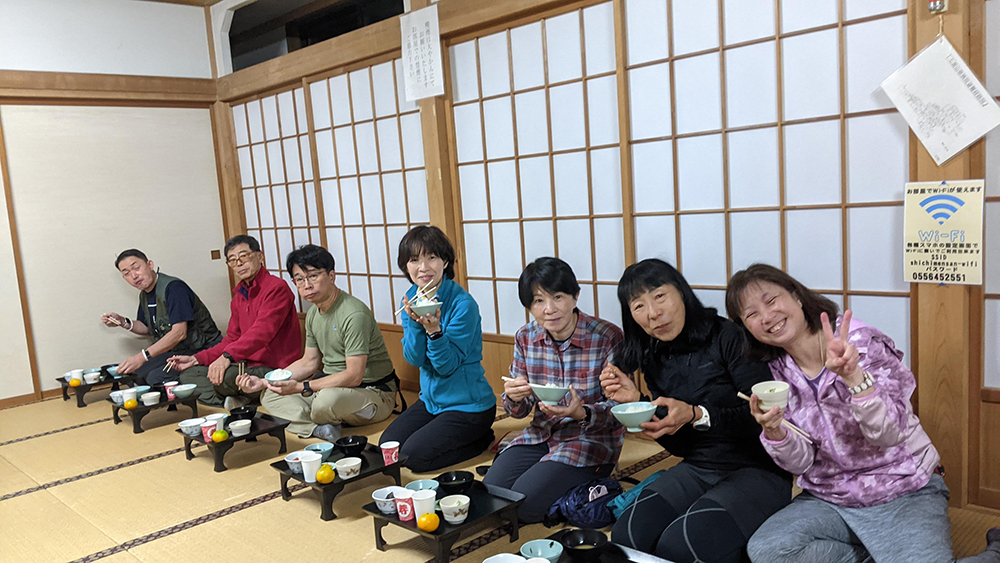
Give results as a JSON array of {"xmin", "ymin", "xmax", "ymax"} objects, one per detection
[
  {"xmin": 205, "ymin": 413, "xmax": 227, "ymax": 432},
  {"xmin": 140, "ymin": 392, "xmax": 160, "ymax": 406},
  {"xmin": 440, "ymin": 494, "xmax": 471, "ymax": 524},
  {"xmin": 84, "ymin": 372, "xmax": 100, "ymax": 384},
  {"xmin": 752, "ymin": 381, "xmax": 790, "ymax": 412},
  {"xmin": 335, "ymin": 456, "xmax": 362, "ymax": 479},
  {"xmin": 300, "ymin": 451, "xmax": 322, "ymax": 484}
]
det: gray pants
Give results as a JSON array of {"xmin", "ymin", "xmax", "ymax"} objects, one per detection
[
  {"xmin": 748, "ymin": 474, "xmax": 1000, "ymax": 563},
  {"xmin": 178, "ymin": 364, "xmax": 272, "ymax": 406},
  {"xmin": 262, "ymin": 384, "xmax": 396, "ymax": 438}
]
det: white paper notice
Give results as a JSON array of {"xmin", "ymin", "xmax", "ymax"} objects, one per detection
[
  {"xmin": 880, "ymin": 36, "xmax": 1000, "ymax": 166},
  {"xmin": 903, "ymin": 180, "xmax": 984, "ymax": 286},
  {"xmin": 400, "ymin": 5, "xmax": 445, "ymax": 102}
]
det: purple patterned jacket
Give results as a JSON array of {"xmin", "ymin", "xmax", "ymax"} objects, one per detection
[{"xmin": 760, "ymin": 317, "xmax": 940, "ymax": 508}]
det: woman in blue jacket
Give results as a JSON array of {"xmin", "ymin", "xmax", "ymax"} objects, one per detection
[{"xmin": 379, "ymin": 226, "xmax": 496, "ymax": 472}]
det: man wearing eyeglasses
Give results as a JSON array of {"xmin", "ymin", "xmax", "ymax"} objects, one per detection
[
  {"xmin": 102, "ymin": 249, "xmax": 222, "ymax": 386},
  {"xmin": 234, "ymin": 244, "xmax": 399, "ymax": 442},
  {"xmin": 168, "ymin": 235, "xmax": 302, "ymax": 409}
]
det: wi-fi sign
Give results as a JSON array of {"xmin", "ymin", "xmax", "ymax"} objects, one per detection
[{"xmin": 919, "ymin": 194, "xmax": 965, "ymax": 225}]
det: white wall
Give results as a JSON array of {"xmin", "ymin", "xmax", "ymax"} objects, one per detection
[
  {"xmin": 0, "ymin": 0, "xmax": 212, "ymax": 78},
  {"xmin": 0, "ymin": 105, "xmax": 231, "ymax": 392},
  {"xmin": 0, "ymin": 167, "xmax": 34, "ymax": 401}
]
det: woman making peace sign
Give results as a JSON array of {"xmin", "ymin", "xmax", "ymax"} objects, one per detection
[{"xmin": 726, "ymin": 264, "xmax": 1000, "ymax": 563}]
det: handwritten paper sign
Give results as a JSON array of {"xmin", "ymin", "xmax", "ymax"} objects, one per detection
[
  {"xmin": 903, "ymin": 180, "xmax": 984, "ymax": 286},
  {"xmin": 400, "ymin": 5, "xmax": 445, "ymax": 102},
  {"xmin": 881, "ymin": 36, "xmax": 1000, "ymax": 166}
]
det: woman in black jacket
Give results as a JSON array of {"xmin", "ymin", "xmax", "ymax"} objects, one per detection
[{"xmin": 600, "ymin": 259, "xmax": 790, "ymax": 563}]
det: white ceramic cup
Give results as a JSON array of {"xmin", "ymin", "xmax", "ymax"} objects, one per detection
[
  {"xmin": 440, "ymin": 494, "xmax": 471, "ymax": 524},
  {"xmin": 229, "ymin": 420, "xmax": 251, "ymax": 437},
  {"xmin": 752, "ymin": 381, "xmax": 791, "ymax": 412},
  {"xmin": 335, "ymin": 457, "xmax": 362, "ymax": 479},
  {"xmin": 411, "ymin": 489, "xmax": 437, "ymax": 519},
  {"xmin": 140, "ymin": 392, "xmax": 160, "ymax": 406},
  {"xmin": 84, "ymin": 372, "xmax": 100, "ymax": 384},
  {"xmin": 122, "ymin": 388, "xmax": 137, "ymax": 403},
  {"xmin": 300, "ymin": 451, "xmax": 323, "ymax": 484}
]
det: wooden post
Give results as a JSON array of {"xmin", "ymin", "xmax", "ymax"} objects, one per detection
[{"xmin": 910, "ymin": 0, "xmax": 974, "ymax": 507}]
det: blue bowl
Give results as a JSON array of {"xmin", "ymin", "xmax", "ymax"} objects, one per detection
[
  {"xmin": 132, "ymin": 385, "xmax": 151, "ymax": 398},
  {"xmin": 611, "ymin": 401, "xmax": 657, "ymax": 433},
  {"xmin": 405, "ymin": 479, "xmax": 439, "ymax": 493},
  {"xmin": 305, "ymin": 442, "xmax": 335, "ymax": 462},
  {"xmin": 521, "ymin": 539, "xmax": 564, "ymax": 563},
  {"xmin": 171, "ymin": 383, "xmax": 196, "ymax": 399}
]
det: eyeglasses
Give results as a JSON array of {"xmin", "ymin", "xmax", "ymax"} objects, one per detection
[
  {"xmin": 292, "ymin": 272, "xmax": 326, "ymax": 286},
  {"xmin": 226, "ymin": 251, "xmax": 257, "ymax": 267}
]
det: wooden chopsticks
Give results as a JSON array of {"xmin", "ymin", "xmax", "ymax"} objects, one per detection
[
  {"xmin": 737, "ymin": 392, "xmax": 814, "ymax": 444},
  {"xmin": 393, "ymin": 280, "xmax": 439, "ymax": 316}
]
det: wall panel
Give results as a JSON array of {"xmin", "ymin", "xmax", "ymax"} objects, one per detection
[
  {"xmin": 0, "ymin": 142, "xmax": 33, "ymax": 401},
  {"xmin": 1, "ymin": 105, "xmax": 230, "ymax": 392}
]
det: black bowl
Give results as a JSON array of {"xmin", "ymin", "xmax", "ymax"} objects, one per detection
[
  {"xmin": 561, "ymin": 529, "xmax": 608, "ymax": 561},
  {"xmin": 335, "ymin": 435, "xmax": 368, "ymax": 457},
  {"xmin": 435, "ymin": 470, "xmax": 475, "ymax": 496},
  {"xmin": 229, "ymin": 405, "xmax": 257, "ymax": 422}
]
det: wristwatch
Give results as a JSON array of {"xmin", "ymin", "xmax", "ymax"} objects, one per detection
[
  {"xmin": 428, "ymin": 331, "xmax": 444, "ymax": 341},
  {"xmin": 221, "ymin": 352, "xmax": 235, "ymax": 363},
  {"xmin": 581, "ymin": 405, "xmax": 594, "ymax": 426},
  {"xmin": 692, "ymin": 405, "xmax": 711, "ymax": 430},
  {"xmin": 301, "ymin": 380, "xmax": 314, "ymax": 397}
]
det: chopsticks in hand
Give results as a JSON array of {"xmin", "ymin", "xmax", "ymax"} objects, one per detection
[
  {"xmin": 393, "ymin": 280, "xmax": 439, "ymax": 316},
  {"xmin": 737, "ymin": 392, "xmax": 814, "ymax": 444}
]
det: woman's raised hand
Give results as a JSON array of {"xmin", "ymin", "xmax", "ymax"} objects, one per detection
[
  {"xmin": 821, "ymin": 310, "xmax": 861, "ymax": 382},
  {"xmin": 599, "ymin": 363, "xmax": 641, "ymax": 404},
  {"xmin": 750, "ymin": 393, "xmax": 786, "ymax": 442}
]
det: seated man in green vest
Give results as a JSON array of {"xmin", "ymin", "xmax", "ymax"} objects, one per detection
[
  {"xmin": 102, "ymin": 249, "xmax": 222, "ymax": 386},
  {"xmin": 236, "ymin": 244, "xmax": 398, "ymax": 442}
]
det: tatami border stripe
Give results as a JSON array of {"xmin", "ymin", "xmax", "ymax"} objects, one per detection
[
  {"xmin": 0, "ymin": 417, "xmax": 112, "ymax": 447},
  {"xmin": 1, "ymin": 444, "xmax": 203, "ymax": 502}
]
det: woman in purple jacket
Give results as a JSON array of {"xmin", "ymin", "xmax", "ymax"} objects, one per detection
[{"xmin": 726, "ymin": 264, "xmax": 999, "ymax": 563}]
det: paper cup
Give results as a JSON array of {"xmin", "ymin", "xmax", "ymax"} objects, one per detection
[
  {"xmin": 205, "ymin": 413, "xmax": 227, "ymax": 432},
  {"xmin": 300, "ymin": 451, "xmax": 322, "ymax": 484},
  {"xmin": 163, "ymin": 381, "xmax": 178, "ymax": 400},
  {"xmin": 411, "ymin": 489, "xmax": 436, "ymax": 519},
  {"xmin": 393, "ymin": 488, "xmax": 415, "ymax": 521},
  {"xmin": 380, "ymin": 441, "xmax": 400, "ymax": 465},
  {"xmin": 122, "ymin": 388, "xmax": 138, "ymax": 403},
  {"xmin": 201, "ymin": 420, "xmax": 218, "ymax": 441},
  {"xmin": 752, "ymin": 381, "xmax": 791, "ymax": 412}
]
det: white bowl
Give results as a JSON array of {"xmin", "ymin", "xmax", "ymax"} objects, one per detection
[
  {"xmin": 482, "ymin": 555, "xmax": 526, "ymax": 563},
  {"xmin": 265, "ymin": 369, "xmax": 292, "ymax": 383},
  {"xmin": 528, "ymin": 383, "xmax": 570, "ymax": 406},
  {"xmin": 372, "ymin": 485, "xmax": 406, "ymax": 515},
  {"xmin": 140, "ymin": 392, "xmax": 160, "ymax": 406},
  {"xmin": 229, "ymin": 419, "xmax": 251, "ymax": 437},
  {"xmin": 109, "ymin": 390, "xmax": 125, "ymax": 405},
  {"xmin": 285, "ymin": 451, "xmax": 307, "ymax": 474},
  {"xmin": 84, "ymin": 373, "xmax": 100, "ymax": 384},
  {"xmin": 179, "ymin": 417, "xmax": 206, "ymax": 436},
  {"xmin": 410, "ymin": 300, "xmax": 443, "ymax": 317},
  {"xmin": 752, "ymin": 381, "xmax": 790, "ymax": 412},
  {"xmin": 440, "ymin": 494, "xmax": 471, "ymax": 524},
  {"xmin": 335, "ymin": 456, "xmax": 362, "ymax": 479}
]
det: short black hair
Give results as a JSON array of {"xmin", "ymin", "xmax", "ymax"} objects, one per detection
[
  {"xmin": 115, "ymin": 249, "xmax": 148, "ymax": 269},
  {"xmin": 518, "ymin": 257, "xmax": 581, "ymax": 307},
  {"xmin": 614, "ymin": 259, "xmax": 719, "ymax": 374},
  {"xmin": 286, "ymin": 244, "xmax": 335, "ymax": 276},
  {"xmin": 224, "ymin": 234, "xmax": 260, "ymax": 257},
  {"xmin": 725, "ymin": 263, "xmax": 840, "ymax": 362},
  {"xmin": 396, "ymin": 225, "xmax": 456, "ymax": 283}
]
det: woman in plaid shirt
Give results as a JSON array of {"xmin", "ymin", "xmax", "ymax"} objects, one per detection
[{"xmin": 483, "ymin": 257, "xmax": 624, "ymax": 523}]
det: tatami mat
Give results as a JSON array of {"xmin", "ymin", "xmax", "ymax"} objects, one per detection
[{"xmin": 2, "ymin": 390, "xmax": 998, "ymax": 563}]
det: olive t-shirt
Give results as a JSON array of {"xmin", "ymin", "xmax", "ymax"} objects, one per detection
[{"xmin": 304, "ymin": 290, "xmax": 393, "ymax": 383}]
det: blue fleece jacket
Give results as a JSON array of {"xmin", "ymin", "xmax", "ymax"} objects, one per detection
[{"xmin": 401, "ymin": 277, "xmax": 496, "ymax": 415}]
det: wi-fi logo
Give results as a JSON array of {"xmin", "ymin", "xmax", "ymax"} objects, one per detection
[{"xmin": 919, "ymin": 194, "xmax": 965, "ymax": 225}]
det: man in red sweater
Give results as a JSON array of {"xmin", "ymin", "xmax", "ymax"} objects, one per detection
[{"xmin": 170, "ymin": 235, "xmax": 302, "ymax": 409}]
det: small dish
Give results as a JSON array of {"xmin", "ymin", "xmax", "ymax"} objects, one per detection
[
  {"xmin": 335, "ymin": 456, "xmax": 362, "ymax": 479},
  {"xmin": 610, "ymin": 401, "xmax": 657, "ymax": 432},
  {"xmin": 178, "ymin": 417, "xmax": 205, "ymax": 437},
  {"xmin": 264, "ymin": 369, "xmax": 292, "ymax": 383},
  {"xmin": 229, "ymin": 419, "xmax": 251, "ymax": 437},
  {"xmin": 528, "ymin": 383, "xmax": 570, "ymax": 406}
]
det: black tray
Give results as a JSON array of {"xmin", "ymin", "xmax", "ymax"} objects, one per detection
[
  {"xmin": 178, "ymin": 412, "xmax": 289, "ymax": 472},
  {"xmin": 108, "ymin": 384, "xmax": 197, "ymax": 433}
]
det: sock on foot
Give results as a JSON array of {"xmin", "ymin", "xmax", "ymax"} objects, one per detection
[{"xmin": 311, "ymin": 423, "xmax": 342, "ymax": 442}]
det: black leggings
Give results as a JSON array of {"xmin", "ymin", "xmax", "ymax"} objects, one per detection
[
  {"xmin": 482, "ymin": 443, "xmax": 614, "ymax": 523},
  {"xmin": 612, "ymin": 462, "xmax": 791, "ymax": 563},
  {"xmin": 378, "ymin": 399, "xmax": 495, "ymax": 473}
]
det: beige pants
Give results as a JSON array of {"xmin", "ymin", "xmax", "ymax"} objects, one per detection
[{"xmin": 262, "ymin": 385, "xmax": 396, "ymax": 438}]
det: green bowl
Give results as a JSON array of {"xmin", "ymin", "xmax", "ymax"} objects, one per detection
[
  {"xmin": 171, "ymin": 383, "xmax": 196, "ymax": 399},
  {"xmin": 610, "ymin": 401, "xmax": 657, "ymax": 432},
  {"xmin": 410, "ymin": 301, "xmax": 443, "ymax": 317},
  {"xmin": 529, "ymin": 383, "xmax": 570, "ymax": 406},
  {"xmin": 521, "ymin": 539, "xmax": 564, "ymax": 563},
  {"xmin": 305, "ymin": 442, "xmax": 335, "ymax": 462}
]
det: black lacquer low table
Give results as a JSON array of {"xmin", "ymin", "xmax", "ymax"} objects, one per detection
[
  {"xmin": 108, "ymin": 387, "xmax": 198, "ymax": 434},
  {"xmin": 362, "ymin": 480, "xmax": 525, "ymax": 563},
  {"xmin": 58, "ymin": 365, "xmax": 138, "ymax": 408},
  {"xmin": 271, "ymin": 443, "xmax": 405, "ymax": 521},
  {"xmin": 178, "ymin": 413, "xmax": 289, "ymax": 472}
]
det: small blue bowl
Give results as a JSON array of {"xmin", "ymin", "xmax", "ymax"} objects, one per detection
[
  {"xmin": 405, "ymin": 479, "xmax": 439, "ymax": 493},
  {"xmin": 305, "ymin": 442, "xmax": 335, "ymax": 462},
  {"xmin": 132, "ymin": 385, "xmax": 151, "ymax": 398},
  {"xmin": 107, "ymin": 365, "xmax": 119, "ymax": 378},
  {"xmin": 520, "ymin": 539, "xmax": 564, "ymax": 563}
]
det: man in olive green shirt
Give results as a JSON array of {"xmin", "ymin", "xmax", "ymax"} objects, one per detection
[{"xmin": 237, "ymin": 245, "xmax": 397, "ymax": 440}]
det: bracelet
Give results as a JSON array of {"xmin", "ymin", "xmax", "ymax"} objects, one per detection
[
  {"xmin": 848, "ymin": 371, "xmax": 875, "ymax": 395},
  {"xmin": 141, "ymin": 348, "xmax": 150, "ymax": 361},
  {"xmin": 689, "ymin": 404, "xmax": 697, "ymax": 425}
]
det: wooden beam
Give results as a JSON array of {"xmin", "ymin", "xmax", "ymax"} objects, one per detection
[
  {"xmin": 0, "ymin": 113, "xmax": 43, "ymax": 402},
  {"xmin": 0, "ymin": 70, "xmax": 216, "ymax": 104},
  {"xmin": 142, "ymin": 0, "xmax": 224, "ymax": 7},
  {"xmin": 912, "ymin": 0, "xmax": 973, "ymax": 508}
]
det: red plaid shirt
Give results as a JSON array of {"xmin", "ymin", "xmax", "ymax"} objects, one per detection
[{"xmin": 501, "ymin": 311, "xmax": 625, "ymax": 468}]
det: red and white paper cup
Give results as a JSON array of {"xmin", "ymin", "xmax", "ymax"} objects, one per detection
[
  {"xmin": 380, "ymin": 441, "xmax": 400, "ymax": 465},
  {"xmin": 201, "ymin": 420, "xmax": 217, "ymax": 441},
  {"xmin": 393, "ymin": 488, "xmax": 415, "ymax": 521},
  {"xmin": 163, "ymin": 381, "xmax": 179, "ymax": 400}
]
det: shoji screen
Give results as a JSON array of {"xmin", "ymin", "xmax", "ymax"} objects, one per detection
[
  {"xmin": 308, "ymin": 59, "xmax": 428, "ymax": 325},
  {"xmin": 624, "ymin": 0, "xmax": 911, "ymax": 356},
  {"xmin": 232, "ymin": 87, "xmax": 318, "ymax": 313},
  {"xmin": 985, "ymin": 0, "xmax": 1000, "ymax": 389},
  {"xmin": 449, "ymin": 2, "xmax": 627, "ymax": 335}
]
